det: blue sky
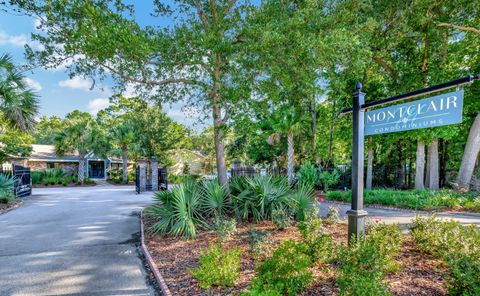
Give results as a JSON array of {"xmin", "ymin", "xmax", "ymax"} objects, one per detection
[{"xmin": 0, "ymin": 1, "xmax": 206, "ymax": 130}]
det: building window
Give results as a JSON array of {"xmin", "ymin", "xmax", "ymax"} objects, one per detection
[
  {"xmin": 111, "ymin": 163, "xmax": 122, "ymax": 170},
  {"xmin": 47, "ymin": 162, "xmax": 59, "ymax": 169}
]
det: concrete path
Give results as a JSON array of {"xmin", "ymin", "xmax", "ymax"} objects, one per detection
[
  {"xmin": 318, "ymin": 200, "xmax": 480, "ymax": 228},
  {"xmin": 0, "ymin": 185, "xmax": 156, "ymax": 296}
]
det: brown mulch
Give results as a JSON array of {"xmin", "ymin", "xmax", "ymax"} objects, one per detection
[
  {"xmin": 0, "ymin": 200, "xmax": 23, "ymax": 214},
  {"xmin": 144, "ymin": 217, "xmax": 449, "ymax": 296}
]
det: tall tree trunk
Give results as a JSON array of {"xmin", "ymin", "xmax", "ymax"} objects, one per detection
[
  {"xmin": 428, "ymin": 138, "xmax": 439, "ymax": 190},
  {"xmin": 415, "ymin": 139, "xmax": 425, "ymax": 189},
  {"xmin": 78, "ymin": 154, "xmax": 85, "ymax": 184},
  {"xmin": 457, "ymin": 113, "xmax": 480, "ymax": 190},
  {"xmin": 122, "ymin": 144, "xmax": 128, "ymax": 183},
  {"xmin": 287, "ymin": 131, "xmax": 295, "ymax": 186},
  {"xmin": 366, "ymin": 136, "xmax": 373, "ymax": 190},
  {"xmin": 327, "ymin": 99, "xmax": 336, "ymax": 164},
  {"xmin": 213, "ymin": 103, "xmax": 228, "ymax": 185},
  {"xmin": 211, "ymin": 56, "xmax": 228, "ymax": 186}
]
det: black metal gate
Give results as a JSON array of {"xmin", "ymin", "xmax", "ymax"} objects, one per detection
[
  {"xmin": 13, "ymin": 165, "xmax": 32, "ymax": 198},
  {"xmin": 159, "ymin": 167, "xmax": 168, "ymax": 191},
  {"xmin": 135, "ymin": 166, "xmax": 140, "ymax": 194}
]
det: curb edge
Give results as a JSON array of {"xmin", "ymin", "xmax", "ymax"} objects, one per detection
[{"xmin": 140, "ymin": 210, "xmax": 172, "ymax": 296}]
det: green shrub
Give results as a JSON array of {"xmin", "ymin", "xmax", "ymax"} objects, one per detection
[
  {"xmin": 327, "ymin": 189, "xmax": 480, "ymax": 211},
  {"xmin": 202, "ymin": 179, "xmax": 231, "ymax": 217},
  {"xmin": 446, "ymin": 253, "xmax": 480, "ymax": 296},
  {"xmin": 271, "ymin": 207, "xmax": 293, "ymax": 230},
  {"xmin": 297, "ymin": 217, "xmax": 334, "ymax": 264},
  {"xmin": 252, "ymin": 240, "xmax": 313, "ymax": 295},
  {"xmin": 191, "ymin": 244, "xmax": 241, "ymax": 289},
  {"xmin": 148, "ymin": 180, "xmax": 205, "ymax": 238},
  {"xmin": 337, "ymin": 223, "xmax": 402, "ymax": 296},
  {"xmin": 318, "ymin": 170, "xmax": 340, "ymax": 192},
  {"xmin": 213, "ymin": 216, "xmax": 237, "ymax": 242},
  {"xmin": 324, "ymin": 205, "xmax": 340, "ymax": 224},
  {"xmin": 296, "ymin": 163, "xmax": 318, "ymax": 189},
  {"xmin": 247, "ymin": 226, "xmax": 275, "ymax": 261},
  {"xmin": 31, "ymin": 171, "xmax": 44, "ymax": 184},
  {"xmin": 0, "ymin": 174, "xmax": 14, "ymax": 203},
  {"xmin": 231, "ymin": 176, "xmax": 290, "ymax": 222},
  {"xmin": 289, "ymin": 184, "xmax": 315, "ymax": 221},
  {"xmin": 410, "ymin": 216, "xmax": 480, "ymax": 295},
  {"xmin": 62, "ymin": 178, "xmax": 69, "ymax": 186}
]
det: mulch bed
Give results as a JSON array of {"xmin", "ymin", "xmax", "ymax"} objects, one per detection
[
  {"xmin": 0, "ymin": 200, "xmax": 23, "ymax": 214},
  {"xmin": 144, "ymin": 217, "xmax": 449, "ymax": 296}
]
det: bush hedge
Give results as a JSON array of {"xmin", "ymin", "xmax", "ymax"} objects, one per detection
[{"xmin": 327, "ymin": 189, "xmax": 480, "ymax": 211}]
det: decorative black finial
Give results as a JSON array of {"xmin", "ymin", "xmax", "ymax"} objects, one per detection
[{"xmin": 356, "ymin": 82, "xmax": 362, "ymax": 90}]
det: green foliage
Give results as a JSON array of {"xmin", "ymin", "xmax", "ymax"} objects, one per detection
[
  {"xmin": 318, "ymin": 170, "xmax": 340, "ymax": 192},
  {"xmin": 324, "ymin": 206, "xmax": 340, "ymax": 224},
  {"xmin": 251, "ymin": 240, "xmax": 313, "ymax": 296},
  {"xmin": 327, "ymin": 189, "xmax": 480, "ymax": 211},
  {"xmin": 296, "ymin": 163, "xmax": 318, "ymax": 189},
  {"xmin": 297, "ymin": 217, "xmax": 334, "ymax": 264},
  {"xmin": 212, "ymin": 216, "xmax": 237, "ymax": 242},
  {"xmin": 231, "ymin": 176, "xmax": 290, "ymax": 222},
  {"xmin": 202, "ymin": 180, "xmax": 230, "ymax": 217},
  {"xmin": 410, "ymin": 216, "xmax": 480, "ymax": 296},
  {"xmin": 31, "ymin": 170, "xmax": 77, "ymax": 187},
  {"xmin": 289, "ymin": 184, "xmax": 315, "ymax": 221},
  {"xmin": 0, "ymin": 174, "xmax": 14, "ymax": 203},
  {"xmin": 247, "ymin": 226, "xmax": 275, "ymax": 261},
  {"xmin": 148, "ymin": 180, "xmax": 205, "ymax": 238},
  {"xmin": 337, "ymin": 223, "xmax": 402, "ymax": 296},
  {"xmin": 191, "ymin": 244, "xmax": 241, "ymax": 289},
  {"xmin": 271, "ymin": 207, "xmax": 293, "ymax": 230}
]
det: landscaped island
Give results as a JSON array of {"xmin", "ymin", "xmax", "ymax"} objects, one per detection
[{"xmin": 144, "ymin": 176, "xmax": 479, "ymax": 296}]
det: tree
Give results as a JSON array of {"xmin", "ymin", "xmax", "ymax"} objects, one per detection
[
  {"xmin": 54, "ymin": 111, "xmax": 107, "ymax": 183},
  {"xmin": 7, "ymin": 0, "xmax": 254, "ymax": 185},
  {"xmin": 110, "ymin": 121, "xmax": 134, "ymax": 183},
  {"xmin": 34, "ymin": 115, "xmax": 64, "ymax": 144},
  {"xmin": 456, "ymin": 113, "xmax": 480, "ymax": 190},
  {"xmin": 0, "ymin": 53, "xmax": 39, "ymax": 131}
]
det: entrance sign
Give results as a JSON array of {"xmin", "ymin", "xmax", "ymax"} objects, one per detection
[
  {"xmin": 339, "ymin": 75, "xmax": 479, "ymax": 243},
  {"xmin": 365, "ymin": 90, "xmax": 464, "ymax": 135}
]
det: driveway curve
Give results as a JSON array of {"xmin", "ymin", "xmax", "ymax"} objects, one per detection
[{"xmin": 0, "ymin": 185, "xmax": 156, "ymax": 296}]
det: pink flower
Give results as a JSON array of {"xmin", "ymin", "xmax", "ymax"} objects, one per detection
[{"xmin": 319, "ymin": 197, "xmax": 326, "ymax": 202}]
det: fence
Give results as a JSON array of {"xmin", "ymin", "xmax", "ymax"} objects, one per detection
[{"xmin": 231, "ymin": 167, "xmax": 287, "ymax": 178}]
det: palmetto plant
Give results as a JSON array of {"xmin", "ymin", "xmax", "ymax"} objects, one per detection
[
  {"xmin": 231, "ymin": 175, "xmax": 291, "ymax": 222},
  {"xmin": 0, "ymin": 173, "xmax": 14, "ymax": 203},
  {"xmin": 289, "ymin": 184, "xmax": 315, "ymax": 221},
  {"xmin": 149, "ymin": 179, "xmax": 206, "ymax": 238},
  {"xmin": 0, "ymin": 54, "xmax": 39, "ymax": 131},
  {"xmin": 202, "ymin": 179, "xmax": 231, "ymax": 217}
]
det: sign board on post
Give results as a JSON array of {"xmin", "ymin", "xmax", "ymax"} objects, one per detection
[{"xmin": 365, "ymin": 90, "xmax": 464, "ymax": 136}]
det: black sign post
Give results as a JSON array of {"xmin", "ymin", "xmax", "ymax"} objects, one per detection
[
  {"xmin": 346, "ymin": 82, "xmax": 368, "ymax": 242},
  {"xmin": 341, "ymin": 75, "xmax": 479, "ymax": 243}
]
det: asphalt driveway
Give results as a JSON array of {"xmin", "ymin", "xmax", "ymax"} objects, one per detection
[{"xmin": 0, "ymin": 185, "xmax": 156, "ymax": 296}]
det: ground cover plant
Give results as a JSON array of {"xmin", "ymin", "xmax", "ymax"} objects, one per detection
[
  {"xmin": 327, "ymin": 189, "xmax": 480, "ymax": 211},
  {"xmin": 410, "ymin": 216, "xmax": 480, "ymax": 296}
]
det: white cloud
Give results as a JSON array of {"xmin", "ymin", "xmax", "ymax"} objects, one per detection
[
  {"xmin": 87, "ymin": 98, "xmax": 110, "ymax": 115},
  {"xmin": 33, "ymin": 18, "xmax": 42, "ymax": 31},
  {"xmin": 0, "ymin": 31, "xmax": 29, "ymax": 47},
  {"xmin": 23, "ymin": 77, "xmax": 42, "ymax": 91},
  {"xmin": 58, "ymin": 76, "xmax": 92, "ymax": 91}
]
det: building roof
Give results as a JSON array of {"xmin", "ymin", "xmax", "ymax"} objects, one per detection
[{"xmin": 29, "ymin": 144, "xmax": 80, "ymax": 162}]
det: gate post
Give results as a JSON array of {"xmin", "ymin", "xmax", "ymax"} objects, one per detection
[
  {"xmin": 138, "ymin": 158, "xmax": 147, "ymax": 192},
  {"xmin": 150, "ymin": 159, "xmax": 159, "ymax": 191},
  {"xmin": 347, "ymin": 82, "xmax": 368, "ymax": 243}
]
